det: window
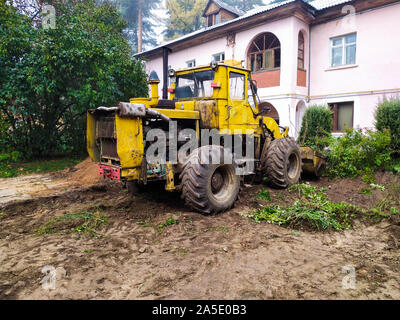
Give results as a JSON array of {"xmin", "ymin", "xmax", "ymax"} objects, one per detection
[
  {"xmin": 229, "ymin": 72, "xmax": 245, "ymax": 100},
  {"xmin": 212, "ymin": 52, "xmax": 225, "ymax": 62},
  {"xmin": 186, "ymin": 60, "xmax": 196, "ymax": 68},
  {"xmin": 206, "ymin": 12, "xmax": 222, "ymax": 27},
  {"xmin": 330, "ymin": 33, "xmax": 357, "ymax": 67},
  {"xmin": 175, "ymin": 70, "xmax": 215, "ymax": 99},
  {"xmin": 207, "ymin": 15, "xmax": 213, "ymax": 27},
  {"xmin": 248, "ymin": 33, "xmax": 281, "ymax": 72},
  {"xmin": 329, "ymin": 102, "xmax": 354, "ymax": 131},
  {"xmin": 298, "ymin": 32, "xmax": 305, "ymax": 69}
]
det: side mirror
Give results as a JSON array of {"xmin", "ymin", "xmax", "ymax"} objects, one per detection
[{"xmin": 251, "ymin": 80, "xmax": 258, "ymax": 94}]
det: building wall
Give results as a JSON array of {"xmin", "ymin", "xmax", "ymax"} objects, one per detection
[
  {"xmin": 144, "ymin": 2, "xmax": 400, "ymax": 136},
  {"xmin": 309, "ymin": 2, "xmax": 400, "ymax": 130}
]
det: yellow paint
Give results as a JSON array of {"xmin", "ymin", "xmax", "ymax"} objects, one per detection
[
  {"xmin": 165, "ymin": 162, "xmax": 175, "ymax": 191},
  {"xmin": 86, "ymin": 112, "xmax": 99, "ymax": 162},
  {"xmin": 148, "ymin": 79, "xmax": 160, "ymax": 106},
  {"xmin": 115, "ymin": 115, "xmax": 144, "ymax": 180},
  {"xmin": 152, "ymin": 108, "xmax": 200, "ymax": 119}
]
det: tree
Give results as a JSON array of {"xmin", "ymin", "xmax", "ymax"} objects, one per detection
[
  {"xmin": 0, "ymin": 0, "xmax": 148, "ymax": 158},
  {"xmin": 164, "ymin": 0, "xmax": 207, "ymax": 40},
  {"xmin": 164, "ymin": 0, "xmax": 266, "ymax": 40},
  {"xmin": 105, "ymin": 0, "xmax": 161, "ymax": 52}
]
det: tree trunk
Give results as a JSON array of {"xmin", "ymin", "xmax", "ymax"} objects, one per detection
[{"xmin": 138, "ymin": 0, "xmax": 143, "ymax": 53}]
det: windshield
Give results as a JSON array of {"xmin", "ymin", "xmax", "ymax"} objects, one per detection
[{"xmin": 175, "ymin": 70, "xmax": 215, "ymax": 99}]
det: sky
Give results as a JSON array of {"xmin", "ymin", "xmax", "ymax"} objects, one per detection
[{"xmin": 147, "ymin": 0, "xmax": 273, "ymax": 50}]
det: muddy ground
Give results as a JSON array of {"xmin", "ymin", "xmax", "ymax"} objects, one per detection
[{"xmin": 0, "ymin": 160, "xmax": 399, "ymax": 300}]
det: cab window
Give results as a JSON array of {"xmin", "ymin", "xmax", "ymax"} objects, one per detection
[
  {"xmin": 175, "ymin": 70, "xmax": 215, "ymax": 99},
  {"xmin": 229, "ymin": 72, "xmax": 245, "ymax": 100}
]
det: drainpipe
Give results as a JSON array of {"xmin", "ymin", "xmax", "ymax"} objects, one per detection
[
  {"xmin": 307, "ymin": 24, "xmax": 312, "ymax": 103},
  {"xmin": 162, "ymin": 47, "xmax": 171, "ymax": 100}
]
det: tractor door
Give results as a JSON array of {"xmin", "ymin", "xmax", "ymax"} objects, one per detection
[{"xmin": 227, "ymin": 69, "xmax": 254, "ymax": 130}]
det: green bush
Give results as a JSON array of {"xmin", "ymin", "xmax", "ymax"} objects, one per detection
[
  {"xmin": 325, "ymin": 128, "xmax": 392, "ymax": 178},
  {"xmin": 298, "ymin": 105, "xmax": 333, "ymax": 150},
  {"xmin": 0, "ymin": 1, "xmax": 148, "ymax": 159},
  {"xmin": 375, "ymin": 99, "xmax": 400, "ymax": 152}
]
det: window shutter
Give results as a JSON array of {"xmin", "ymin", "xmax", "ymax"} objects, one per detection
[{"xmin": 264, "ymin": 49, "xmax": 274, "ymax": 69}]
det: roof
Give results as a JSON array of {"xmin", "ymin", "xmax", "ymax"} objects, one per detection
[
  {"xmin": 202, "ymin": 0, "xmax": 245, "ymax": 17},
  {"xmin": 136, "ymin": 0, "xmax": 356, "ymax": 58},
  {"xmin": 308, "ymin": 0, "xmax": 352, "ymax": 10}
]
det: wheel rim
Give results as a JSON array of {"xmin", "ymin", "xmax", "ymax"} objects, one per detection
[
  {"xmin": 287, "ymin": 153, "xmax": 300, "ymax": 180},
  {"xmin": 210, "ymin": 165, "xmax": 236, "ymax": 201},
  {"xmin": 211, "ymin": 170, "xmax": 224, "ymax": 193}
]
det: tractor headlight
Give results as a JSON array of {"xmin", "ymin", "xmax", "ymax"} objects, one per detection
[{"xmin": 168, "ymin": 69, "xmax": 176, "ymax": 77}]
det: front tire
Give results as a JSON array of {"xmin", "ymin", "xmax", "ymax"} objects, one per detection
[
  {"xmin": 263, "ymin": 137, "xmax": 302, "ymax": 188},
  {"xmin": 180, "ymin": 146, "xmax": 240, "ymax": 215}
]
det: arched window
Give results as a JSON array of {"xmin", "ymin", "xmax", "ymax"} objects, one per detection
[
  {"xmin": 248, "ymin": 33, "xmax": 281, "ymax": 73},
  {"xmin": 298, "ymin": 32, "xmax": 305, "ymax": 69}
]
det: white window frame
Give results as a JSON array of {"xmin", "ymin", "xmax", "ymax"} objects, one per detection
[
  {"xmin": 330, "ymin": 33, "xmax": 357, "ymax": 67},
  {"xmin": 186, "ymin": 60, "xmax": 196, "ymax": 68},
  {"xmin": 212, "ymin": 52, "xmax": 225, "ymax": 62}
]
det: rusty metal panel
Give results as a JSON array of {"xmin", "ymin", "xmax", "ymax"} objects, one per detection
[
  {"xmin": 197, "ymin": 100, "xmax": 218, "ymax": 129},
  {"xmin": 100, "ymin": 139, "xmax": 119, "ymax": 159},
  {"xmin": 96, "ymin": 117, "xmax": 116, "ymax": 139}
]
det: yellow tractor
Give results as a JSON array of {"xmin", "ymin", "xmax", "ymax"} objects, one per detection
[{"xmin": 87, "ymin": 60, "xmax": 303, "ymax": 214}]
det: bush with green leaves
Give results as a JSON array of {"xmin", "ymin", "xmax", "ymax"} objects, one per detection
[
  {"xmin": 324, "ymin": 128, "xmax": 392, "ymax": 178},
  {"xmin": 0, "ymin": 0, "xmax": 148, "ymax": 159},
  {"xmin": 297, "ymin": 105, "xmax": 333, "ymax": 150},
  {"xmin": 375, "ymin": 99, "xmax": 400, "ymax": 152}
]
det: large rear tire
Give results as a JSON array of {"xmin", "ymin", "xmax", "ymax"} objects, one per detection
[
  {"xmin": 263, "ymin": 137, "xmax": 302, "ymax": 188},
  {"xmin": 180, "ymin": 146, "xmax": 240, "ymax": 215}
]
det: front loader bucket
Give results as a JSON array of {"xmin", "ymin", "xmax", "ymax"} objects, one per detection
[{"xmin": 300, "ymin": 146, "xmax": 327, "ymax": 178}]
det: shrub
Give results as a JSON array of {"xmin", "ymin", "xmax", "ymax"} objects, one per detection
[
  {"xmin": 298, "ymin": 105, "xmax": 333, "ymax": 150},
  {"xmin": 0, "ymin": 1, "xmax": 148, "ymax": 159},
  {"xmin": 375, "ymin": 99, "xmax": 400, "ymax": 152},
  {"xmin": 324, "ymin": 128, "xmax": 392, "ymax": 178}
]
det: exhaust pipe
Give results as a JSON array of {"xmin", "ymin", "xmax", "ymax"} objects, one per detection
[
  {"xmin": 95, "ymin": 103, "xmax": 170, "ymax": 122},
  {"xmin": 162, "ymin": 47, "xmax": 171, "ymax": 100}
]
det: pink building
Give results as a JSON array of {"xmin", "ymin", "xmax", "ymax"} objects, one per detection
[{"xmin": 137, "ymin": 0, "xmax": 400, "ymax": 138}]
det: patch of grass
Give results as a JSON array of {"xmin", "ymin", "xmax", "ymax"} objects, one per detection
[
  {"xmin": 391, "ymin": 207, "xmax": 400, "ymax": 215},
  {"xmin": 158, "ymin": 217, "xmax": 179, "ymax": 230},
  {"xmin": 0, "ymin": 156, "xmax": 84, "ymax": 178},
  {"xmin": 362, "ymin": 174, "xmax": 376, "ymax": 184},
  {"xmin": 243, "ymin": 183, "xmax": 396, "ymax": 231},
  {"xmin": 359, "ymin": 188, "xmax": 372, "ymax": 195},
  {"xmin": 36, "ymin": 210, "xmax": 108, "ymax": 238},
  {"xmin": 84, "ymin": 249, "xmax": 93, "ymax": 253},
  {"xmin": 256, "ymin": 189, "xmax": 271, "ymax": 201},
  {"xmin": 275, "ymin": 193, "xmax": 285, "ymax": 200}
]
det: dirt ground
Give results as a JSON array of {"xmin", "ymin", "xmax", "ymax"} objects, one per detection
[{"xmin": 0, "ymin": 159, "xmax": 399, "ymax": 300}]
